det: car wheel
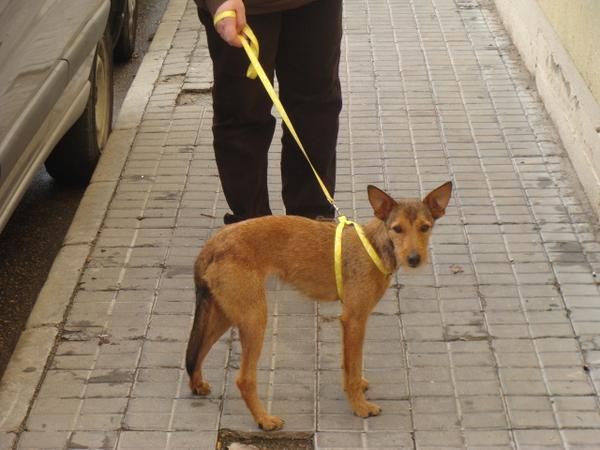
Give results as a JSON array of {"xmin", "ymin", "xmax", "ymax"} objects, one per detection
[
  {"xmin": 113, "ymin": 0, "xmax": 138, "ymax": 62},
  {"xmin": 45, "ymin": 29, "xmax": 113, "ymax": 185}
]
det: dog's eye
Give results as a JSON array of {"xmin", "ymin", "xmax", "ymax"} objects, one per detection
[
  {"xmin": 392, "ymin": 225, "xmax": 404, "ymax": 233},
  {"xmin": 420, "ymin": 224, "xmax": 431, "ymax": 233}
]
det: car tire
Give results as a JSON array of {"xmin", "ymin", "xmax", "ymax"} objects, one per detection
[
  {"xmin": 113, "ymin": 0, "xmax": 138, "ymax": 62},
  {"xmin": 45, "ymin": 29, "xmax": 113, "ymax": 186}
]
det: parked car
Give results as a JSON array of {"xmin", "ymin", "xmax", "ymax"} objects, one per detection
[{"xmin": 0, "ymin": 0, "xmax": 138, "ymax": 233}]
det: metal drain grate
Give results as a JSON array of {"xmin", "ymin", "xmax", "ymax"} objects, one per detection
[{"xmin": 217, "ymin": 429, "xmax": 314, "ymax": 450}]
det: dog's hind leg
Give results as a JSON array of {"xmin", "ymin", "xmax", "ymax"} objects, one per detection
[
  {"xmin": 186, "ymin": 282, "xmax": 232, "ymax": 395},
  {"xmin": 220, "ymin": 277, "xmax": 284, "ymax": 431},
  {"xmin": 237, "ymin": 308, "xmax": 284, "ymax": 431}
]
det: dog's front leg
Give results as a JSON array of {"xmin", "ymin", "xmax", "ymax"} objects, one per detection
[{"xmin": 340, "ymin": 309, "xmax": 382, "ymax": 418}]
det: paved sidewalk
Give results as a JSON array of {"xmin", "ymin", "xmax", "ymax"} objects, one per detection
[{"xmin": 2, "ymin": 0, "xmax": 600, "ymax": 448}]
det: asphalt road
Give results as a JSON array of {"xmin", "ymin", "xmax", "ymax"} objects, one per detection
[{"xmin": 0, "ymin": 0, "xmax": 171, "ymax": 379}]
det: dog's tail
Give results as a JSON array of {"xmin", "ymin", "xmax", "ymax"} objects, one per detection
[{"xmin": 185, "ymin": 279, "xmax": 211, "ymax": 377}]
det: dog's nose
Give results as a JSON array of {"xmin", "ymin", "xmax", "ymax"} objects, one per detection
[{"xmin": 407, "ymin": 252, "xmax": 421, "ymax": 268}]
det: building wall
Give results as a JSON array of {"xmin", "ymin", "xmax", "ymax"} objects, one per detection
[
  {"xmin": 537, "ymin": 0, "xmax": 600, "ymax": 103},
  {"xmin": 493, "ymin": 0, "xmax": 600, "ymax": 216}
]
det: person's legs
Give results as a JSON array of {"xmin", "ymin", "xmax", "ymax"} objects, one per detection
[
  {"xmin": 276, "ymin": 0, "xmax": 343, "ymax": 219},
  {"xmin": 199, "ymin": 10, "xmax": 282, "ymax": 223}
]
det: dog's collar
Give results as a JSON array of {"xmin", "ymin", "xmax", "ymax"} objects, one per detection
[{"xmin": 334, "ymin": 216, "xmax": 392, "ymax": 300}]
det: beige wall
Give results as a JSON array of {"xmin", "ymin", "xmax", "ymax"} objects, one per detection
[
  {"xmin": 537, "ymin": 0, "xmax": 600, "ymax": 103},
  {"xmin": 494, "ymin": 0, "xmax": 600, "ymax": 215}
]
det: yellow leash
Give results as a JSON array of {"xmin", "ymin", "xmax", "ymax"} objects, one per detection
[{"xmin": 213, "ymin": 11, "xmax": 391, "ymax": 299}]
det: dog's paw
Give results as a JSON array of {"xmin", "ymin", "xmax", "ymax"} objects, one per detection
[
  {"xmin": 190, "ymin": 379, "xmax": 211, "ymax": 396},
  {"xmin": 352, "ymin": 401, "xmax": 382, "ymax": 418},
  {"xmin": 258, "ymin": 415, "xmax": 285, "ymax": 431}
]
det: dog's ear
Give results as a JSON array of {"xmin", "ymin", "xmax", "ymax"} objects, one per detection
[
  {"xmin": 367, "ymin": 185, "xmax": 397, "ymax": 221},
  {"xmin": 423, "ymin": 181, "xmax": 452, "ymax": 220}
]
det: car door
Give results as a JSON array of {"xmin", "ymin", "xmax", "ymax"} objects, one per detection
[{"xmin": 0, "ymin": 0, "xmax": 108, "ymax": 230}]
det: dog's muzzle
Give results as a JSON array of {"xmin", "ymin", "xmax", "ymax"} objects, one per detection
[{"xmin": 407, "ymin": 252, "xmax": 421, "ymax": 268}]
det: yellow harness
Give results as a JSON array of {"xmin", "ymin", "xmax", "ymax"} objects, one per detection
[{"xmin": 213, "ymin": 11, "xmax": 391, "ymax": 300}]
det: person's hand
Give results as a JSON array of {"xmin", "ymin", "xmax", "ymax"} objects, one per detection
[{"xmin": 214, "ymin": 0, "xmax": 246, "ymax": 48}]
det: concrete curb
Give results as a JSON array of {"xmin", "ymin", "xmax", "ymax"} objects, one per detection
[{"xmin": 0, "ymin": 0, "xmax": 189, "ymax": 439}]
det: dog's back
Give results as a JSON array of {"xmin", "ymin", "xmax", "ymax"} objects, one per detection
[{"xmin": 195, "ymin": 215, "xmax": 340, "ymax": 301}]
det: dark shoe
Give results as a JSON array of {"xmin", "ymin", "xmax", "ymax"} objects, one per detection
[{"xmin": 224, "ymin": 213, "xmax": 244, "ymax": 225}]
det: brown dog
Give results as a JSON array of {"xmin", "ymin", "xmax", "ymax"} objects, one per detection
[{"xmin": 186, "ymin": 182, "xmax": 452, "ymax": 430}]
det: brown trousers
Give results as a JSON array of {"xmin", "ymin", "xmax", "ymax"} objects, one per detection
[{"xmin": 198, "ymin": 0, "xmax": 343, "ymax": 223}]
